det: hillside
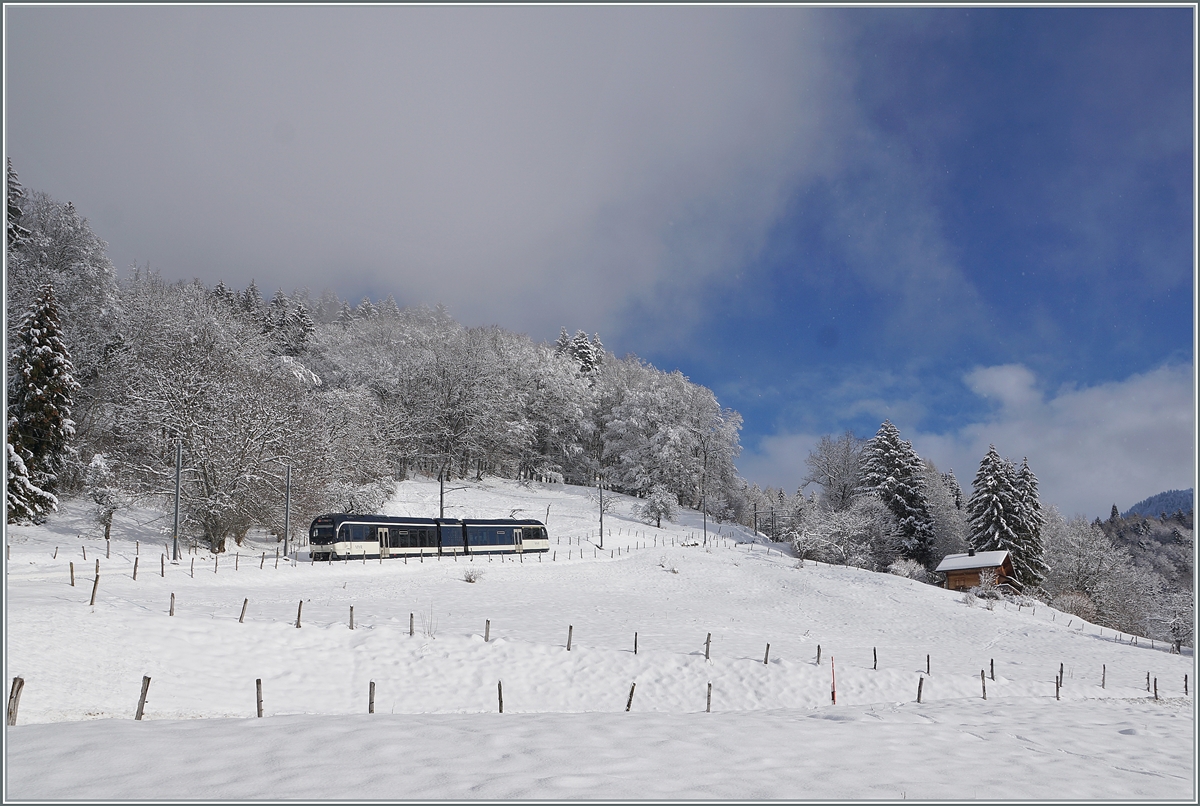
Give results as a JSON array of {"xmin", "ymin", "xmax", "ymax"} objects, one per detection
[
  {"xmin": 4, "ymin": 477, "xmax": 1195, "ymax": 800},
  {"xmin": 1123, "ymin": 489, "xmax": 1195, "ymax": 519},
  {"xmin": 1100, "ymin": 509, "xmax": 1194, "ymax": 594}
]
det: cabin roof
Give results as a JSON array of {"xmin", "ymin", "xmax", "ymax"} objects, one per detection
[{"xmin": 935, "ymin": 550, "xmax": 1011, "ymax": 572}]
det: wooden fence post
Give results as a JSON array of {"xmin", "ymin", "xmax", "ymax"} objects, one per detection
[
  {"xmin": 567, "ymin": 625, "xmax": 573, "ymax": 651},
  {"xmin": 981, "ymin": 670, "xmax": 987, "ymax": 700},
  {"xmin": 764, "ymin": 643, "xmax": 771, "ymax": 665},
  {"xmin": 7, "ymin": 677, "xmax": 24, "ymax": 726},
  {"xmin": 106, "ymin": 540, "xmax": 110, "ymax": 559},
  {"xmin": 349, "ymin": 606, "xmax": 354, "ymax": 630},
  {"xmin": 917, "ymin": 677, "xmax": 923, "ymax": 703},
  {"xmin": 626, "ymin": 682, "xmax": 636, "ymax": 712},
  {"xmin": 135, "ymin": 676, "xmax": 151, "ymax": 720},
  {"xmin": 90, "ymin": 566, "xmax": 100, "ymax": 606},
  {"xmin": 831, "ymin": 656, "xmax": 837, "ymax": 704},
  {"xmin": 498, "ymin": 680, "xmax": 503, "ymax": 713},
  {"xmin": 485, "ymin": 619, "xmax": 490, "ymax": 642},
  {"xmin": 133, "ymin": 557, "xmax": 139, "ymax": 581},
  {"xmin": 990, "ymin": 658, "xmax": 995, "ymax": 681},
  {"xmin": 410, "ymin": 613, "xmax": 414, "ymax": 637},
  {"xmin": 256, "ymin": 679, "xmax": 263, "ymax": 717},
  {"xmin": 634, "ymin": 632, "xmax": 638, "ymax": 655},
  {"xmin": 161, "ymin": 555, "xmax": 164, "ymax": 577},
  {"xmin": 261, "ymin": 552, "xmax": 265, "ymax": 570},
  {"xmin": 190, "ymin": 558, "xmax": 194, "ymax": 578},
  {"xmin": 816, "ymin": 645, "xmax": 821, "ymax": 665},
  {"xmin": 1102, "ymin": 664, "xmax": 1106, "ymax": 689},
  {"xmin": 873, "ymin": 647, "xmax": 877, "ymax": 671},
  {"xmin": 70, "ymin": 562, "xmax": 75, "ymax": 587},
  {"xmin": 169, "ymin": 593, "xmax": 175, "ymax": 616},
  {"xmin": 1147, "ymin": 671, "xmax": 1151, "ymax": 692},
  {"xmin": 705, "ymin": 633, "xmax": 711, "ymax": 661},
  {"xmin": 1153, "ymin": 678, "xmax": 1158, "ymax": 700},
  {"xmin": 239, "ymin": 598, "xmax": 249, "ymax": 623},
  {"xmin": 927, "ymin": 654, "xmax": 931, "ymax": 675},
  {"xmin": 706, "ymin": 682, "xmax": 712, "ymax": 713},
  {"xmin": 369, "ymin": 681, "xmax": 375, "ymax": 714},
  {"xmin": 295, "ymin": 600, "xmax": 302, "ymax": 628}
]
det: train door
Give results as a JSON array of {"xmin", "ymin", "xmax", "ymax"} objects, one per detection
[
  {"xmin": 514, "ymin": 527, "xmax": 523, "ymax": 553},
  {"xmin": 378, "ymin": 527, "xmax": 390, "ymax": 559}
]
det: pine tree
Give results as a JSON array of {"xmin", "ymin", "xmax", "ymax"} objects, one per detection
[
  {"xmin": 6, "ymin": 420, "xmax": 57, "ymax": 524},
  {"xmin": 7, "ymin": 284, "xmax": 80, "ymax": 495},
  {"xmin": 966, "ymin": 446, "xmax": 1023, "ymax": 579},
  {"xmin": 241, "ymin": 280, "xmax": 263, "ymax": 316},
  {"xmin": 859, "ymin": 420, "xmax": 935, "ymax": 566},
  {"xmin": 7, "ymin": 158, "xmax": 31, "ymax": 248},
  {"xmin": 1012, "ymin": 457, "xmax": 1049, "ymax": 590},
  {"xmin": 942, "ymin": 469, "xmax": 963, "ymax": 510},
  {"xmin": 554, "ymin": 327, "xmax": 572, "ymax": 355}
]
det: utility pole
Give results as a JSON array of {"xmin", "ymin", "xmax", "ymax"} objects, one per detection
[
  {"xmin": 439, "ymin": 468, "xmax": 445, "ymax": 519},
  {"xmin": 172, "ymin": 441, "xmax": 181, "ymax": 562},
  {"xmin": 283, "ymin": 463, "xmax": 291, "ymax": 557},
  {"xmin": 753, "ymin": 503, "xmax": 758, "ymax": 536},
  {"xmin": 598, "ymin": 473, "xmax": 604, "ymax": 549}
]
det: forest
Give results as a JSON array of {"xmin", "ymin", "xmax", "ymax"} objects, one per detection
[{"xmin": 5, "ymin": 160, "xmax": 1192, "ymax": 649}]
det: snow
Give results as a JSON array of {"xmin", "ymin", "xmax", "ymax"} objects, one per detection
[
  {"xmin": 4, "ymin": 477, "xmax": 1196, "ymax": 800},
  {"xmin": 935, "ymin": 550, "xmax": 1011, "ymax": 572}
]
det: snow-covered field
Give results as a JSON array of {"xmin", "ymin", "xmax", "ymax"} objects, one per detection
[{"xmin": 4, "ymin": 477, "xmax": 1195, "ymax": 800}]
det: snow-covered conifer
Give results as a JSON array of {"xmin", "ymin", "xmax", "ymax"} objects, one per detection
[
  {"xmin": 7, "ymin": 157, "xmax": 31, "ymax": 248},
  {"xmin": 6, "ymin": 423, "xmax": 56, "ymax": 524},
  {"xmin": 859, "ymin": 420, "xmax": 934, "ymax": 567},
  {"xmin": 1012, "ymin": 457, "xmax": 1048, "ymax": 589},
  {"xmin": 966, "ymin": 446, "xmax": 1025, "ymax": 582},
  {"xmin": 8, "ymin": 284, "xmax": 79, "ymax": 494}
]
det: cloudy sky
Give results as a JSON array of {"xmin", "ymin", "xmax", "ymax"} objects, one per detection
[{"xmin": 5, "ymin": 6, "xmax": 1194, "ymax": 518}]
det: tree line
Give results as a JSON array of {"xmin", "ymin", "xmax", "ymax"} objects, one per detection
[
  {"xmin": 5, "ymin": 162, "xmax": 742, "ymax": 553},
  {"xmin": 4, "ymin": 162, "xmax": 1190, "ymax": 650}
]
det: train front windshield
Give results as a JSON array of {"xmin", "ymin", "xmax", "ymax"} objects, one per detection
[{"xmin": 310, "ymin": 525, "xmax": 335, "ymax": 545}]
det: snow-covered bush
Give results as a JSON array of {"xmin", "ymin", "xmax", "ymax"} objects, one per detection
[
  {"xmin": 1051, "ymin": 591, "xmax": 1097, "ymax": 624},
  {"xmin": 888, "ymin": 558, "xmax": 932, "ymax": 583}
]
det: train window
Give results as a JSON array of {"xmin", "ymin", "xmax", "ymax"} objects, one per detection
[
  {"xmin": 389, "ymin": 529, "xmax": 403, "ymax": 548},
  {"xmin": 338, "ymin": 525, "xmax": 350, "ymax": 541},
  {"xmin": 348, "ymin": 524, "xmax": 367, "ymax": 542}
]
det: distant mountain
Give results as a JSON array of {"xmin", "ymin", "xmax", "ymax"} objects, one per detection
[{"xmin": 1122, "ymin": 489, "xmax": 1194, "ymax": 519}]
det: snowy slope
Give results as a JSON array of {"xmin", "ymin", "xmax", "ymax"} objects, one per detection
[{"xmin": 4, "ymin": 477, "xmax": 1195, "ymax": 800}]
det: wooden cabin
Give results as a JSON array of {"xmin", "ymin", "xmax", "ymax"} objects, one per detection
[{"xmin": 935, "ymin": 549, "xmax": 1015, "ymax": 591}]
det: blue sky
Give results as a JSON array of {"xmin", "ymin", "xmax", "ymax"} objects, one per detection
[{"xmin": 5, "ymin": 6, "xmax": 1194, "ymax": 518}]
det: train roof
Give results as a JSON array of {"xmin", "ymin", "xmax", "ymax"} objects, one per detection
[{"xmin": 310, "ymin": 514, "xmax": 545, "ymax": 527}]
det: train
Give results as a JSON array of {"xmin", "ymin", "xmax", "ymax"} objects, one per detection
[{"xmin": 307, "ymin": 513, "xmax": 550, "ymax": 561}]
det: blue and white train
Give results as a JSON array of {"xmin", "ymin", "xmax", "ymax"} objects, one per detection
[{"xmin": 307, "ymin": 514, "xmax": 550, "ymax": 561}]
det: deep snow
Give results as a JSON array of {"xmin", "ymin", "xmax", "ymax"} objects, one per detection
[{"xmin": 4, "ymin": 476, "xmax": 1195, "ymax": 800}]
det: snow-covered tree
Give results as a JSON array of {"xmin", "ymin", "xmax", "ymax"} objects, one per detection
[
  {"xmin": 634, "ymin": 483, "xmax": 679, "ymax": 528},
  {"xmin": 7, "ymin": 157, "xmax": 31, "ymax": 248},
  {"xmin": 7, "ymin": 284, "xmax": 79, "ymax": 496},
  {"xmin": 802, "ymin": 431, "xmax": 863, "ymax": 512},
  {"xmin": 859, "ymin": 420, "xmax": 935, "ymax": 567},
  {"xmin": 922, "ymin": 459, "xmax": 969, "ymax": 561},
  {"xmin": 6, "ymin": 421, "xmax": 57, "ymax": 524},
  {"xmin": 792, "ymin": 492, "xmax": 899, "ymax": 570},
  {"xmin": 85, "ymin": 452, "xmax": 121, "ymax": 540},
  {"xmin": 1012, "ymin": 457, "xmax": 1049, "ymax": 589},
  {"xmin": 966, "ymin": 445, "xmax": 1021, "ymax": 559}
]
